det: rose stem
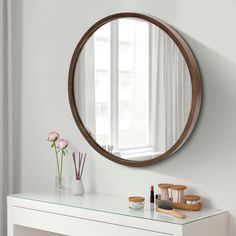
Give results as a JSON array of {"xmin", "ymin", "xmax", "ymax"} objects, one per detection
[
  {"xmin": 54, "ymin": 142, "xmax": 60, "ymax": 182},
  {"xmin": 60, "ymin": 149, "xmax": 64, "ymax": 183}
]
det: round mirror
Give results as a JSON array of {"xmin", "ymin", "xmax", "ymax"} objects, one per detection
[{"xmin": 68, "ymin": 13, "xmax": 201, "ymax": 166}]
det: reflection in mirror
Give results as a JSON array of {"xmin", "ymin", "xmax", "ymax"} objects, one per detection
[{"xmin": 74, "ymin": 18, "xmax": 192, "ymax": 161}]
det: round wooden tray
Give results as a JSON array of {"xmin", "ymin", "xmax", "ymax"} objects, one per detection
[{"xmin": 173, "ymin": 202, "xmax": 202, "ymax": 211}]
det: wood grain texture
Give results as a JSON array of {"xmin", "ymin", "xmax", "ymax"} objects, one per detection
[
  {"xmin": 157, "ymin": 207, "xmax": 186, "ymax": 219},
  {"xmin": 173, "ymin": 202, "xmax": 202, "ymax": 211}
]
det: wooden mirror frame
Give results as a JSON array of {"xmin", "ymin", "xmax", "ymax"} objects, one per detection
[{"xmin": 68, "ymin": 12, "xmax": 201, "ymax": 167}]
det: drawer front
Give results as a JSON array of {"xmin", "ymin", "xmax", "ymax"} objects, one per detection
[{"xmin": 13, "ymin": 207, "xmax": 172, "ymax": 236}]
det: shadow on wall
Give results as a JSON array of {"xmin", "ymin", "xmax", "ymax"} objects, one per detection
[
  {"xmin": 147, "ymin": 32, "xmax": 236, "ymax": 178},
  {"xmin": 12, "ymin": 0, "xmax": 23, "ymax": 193},
  {"xmin": 146, "ymin": 33, "xmax": 236, "ymax": 236}
]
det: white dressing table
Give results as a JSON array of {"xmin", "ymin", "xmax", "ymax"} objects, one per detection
[{"xmin": 8, "ymin": 191, "xmax": 228, "ymax": 236}]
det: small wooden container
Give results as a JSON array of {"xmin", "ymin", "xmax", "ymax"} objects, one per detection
[
  {"xmin": 173, "ymin": 202, "xmax": 202, "ymax": 211},
  {"xmin": 171, "ymin": 185, "xmax": 187, "ymax": 203},
  {"xmin": 158, "ymin": 183, "xmax": 172, "ymax": 201},
  {"xmin": 128, "ymin": 196, "xmax": 145, "ymax": 209},
  {"xmin": 173, "ymin": 195, "xmax": 202, "ymax": 211},
  {"xmin": 184, "ymin": 195, "xmax": 201, "ymax": 205}
]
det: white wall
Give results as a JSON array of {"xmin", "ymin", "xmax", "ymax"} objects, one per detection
[{"xmin": 11, "ymin": 0, "xmax": 236, "ymax": 235}]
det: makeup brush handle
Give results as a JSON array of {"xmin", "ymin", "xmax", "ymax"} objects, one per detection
[
  {"xmin": 157, "ymin": 207, "xmax": 186, "ymax": 219},
  {"xmin": 170, "ymin": 210, "xmax": 186, "ymax": 219}
]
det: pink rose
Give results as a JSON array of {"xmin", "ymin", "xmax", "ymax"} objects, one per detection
[
  {"xmin": 48, "ymin": 131, "xmax": 60, "ymax": 142},
  {"xmin": 57, "ymin": 138, "xmax": 68, "ymax": 149}
]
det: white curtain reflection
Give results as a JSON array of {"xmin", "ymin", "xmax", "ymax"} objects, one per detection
[
  {"xmin": 75, "ymin": 38, "xmax": 96, "ymax": 134},
  {"xmin": 150, "ymin": 26, "xmax": 192, "ymax": 152},
  {"xmin": 75, "ymin": 20, "xmax": 192, "ymax": 155}
]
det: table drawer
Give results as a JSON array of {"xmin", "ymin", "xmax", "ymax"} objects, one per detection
[{"xmin": 13, "ymin": 207, "xmax": 171, "ymax": 236}]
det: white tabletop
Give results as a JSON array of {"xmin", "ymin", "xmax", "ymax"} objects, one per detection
[{"xmin": 9, "ymin": 190, "xmax": 227, "ymax": 225}]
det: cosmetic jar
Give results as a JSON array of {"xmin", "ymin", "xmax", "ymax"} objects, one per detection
[
  {"xmin": 184, "ymin": 195, "xmax": 200, "ymax": 205},
  {"xmin": 128, "ymin": 196, "xmax": 145, "ymax": 209},
  {"xmin": 171, "ymin": 185, "xmax": 187, "ymax": 203},
  {"xmin": 158, "ymin": 183, "xmax": 172, "ymax": 201}
]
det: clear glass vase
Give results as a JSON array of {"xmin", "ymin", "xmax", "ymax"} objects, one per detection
[{"xmin": 55, "ymin": 175, "xmax": 65, "ymax": 191}]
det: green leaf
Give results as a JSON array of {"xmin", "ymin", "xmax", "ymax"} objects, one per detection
[{"xmin": 51, "ymin": 142, "xmax": 56, "ymax": 147}]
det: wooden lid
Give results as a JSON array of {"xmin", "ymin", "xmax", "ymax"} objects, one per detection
[
  {"xmin": 183, "ymin": 195, "xmax": 200, "ymax": 201},
  {"xmin": 128, "ymin": 196, "xmax": 145, "ymax": 202},
  {"xmin": 158, "ymin": 183, "xmax": 172, "ymax": 189},
  {"xmin": 171, "ymin": 185, "xmax": 187, "ymax": 190}
]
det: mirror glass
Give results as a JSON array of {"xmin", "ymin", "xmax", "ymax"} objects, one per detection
[{"xmin": 74, "ymin": 18, "xmax": 192, "ymax": 161}]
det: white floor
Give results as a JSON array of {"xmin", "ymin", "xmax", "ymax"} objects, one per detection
[{"xmin": 14, "ymin": 226, "xmax": 62, "ymax": 236}]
